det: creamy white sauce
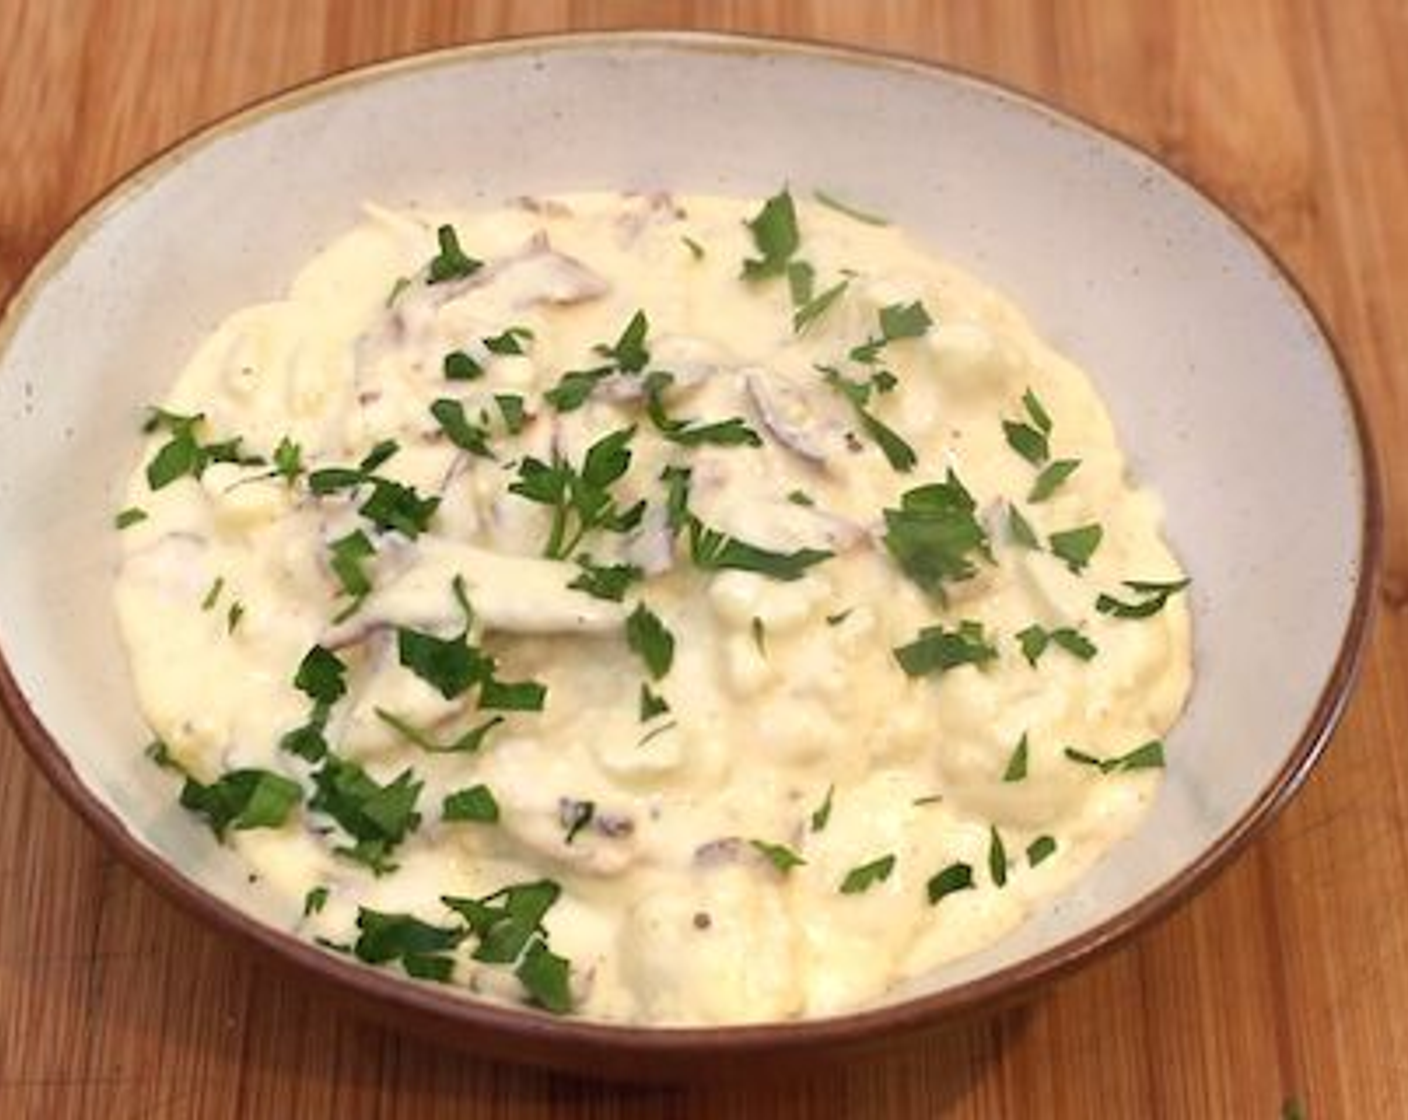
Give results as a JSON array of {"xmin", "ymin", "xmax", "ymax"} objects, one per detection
[{"xmin": 114, "ymin": 191, "xmax": 1191, "ymax": 1024}]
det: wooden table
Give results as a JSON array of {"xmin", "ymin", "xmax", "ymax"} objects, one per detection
[{"xmin": 1, "ymin": 2, "xmax": 1403, "ymax": 1116}]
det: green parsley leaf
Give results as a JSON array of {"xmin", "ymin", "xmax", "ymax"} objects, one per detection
[
  {"xmin": 430, "ymin": 398, "xmax": 494, "ymax": 458},
  {"xmin": 515, "ymin": 937, "xmax": 573, "ymax": 1013},
  {"xmin": 328, "ymin": 530, "xmax": 375, "ymax": 599},
  {"xmin": 180, "ymin": 768, "xmax": 302, "ymax": 839},
  {"xmin": 145, "ymin": 739, "xmax": 184, "ymax": 774},
  {"xmin": 684, "ymin": 519, "xmax": 833, "ymax": 581},
  {"xmin": 478, "ymin": 676, "xmax": 547, "ymax": 712},
  {"xmin": 787, "ymin": 489, "xmax": 815, "ymax": 507},
  {"xmin": 1049, "ymin": 524, "xmax": 1104, "ymax": 573},
  {"xmin": 386, "ymin": 276, "xmax": 411, "ymax": 307},
  {"xmin": 1007, "ymin": 503, "xmax": 1041, "ymax": 550},
  {"xmin": 927, "ymin": 862, "xmax": 976, "ymax": 905},
  {"xmin": 1003, "ymin": 419, "xmax": 1049, "ymax": 466},
  {"xmin": 272, "ymin": 436, "xmax": 303, "ymax": 485},
  {"xmin": 1029, "ymin": 458, "xmax": 1081, "ymax": 502},
  {"xmin": 1022, "ymin": 388, "xmax": 1053, "ymax": 434},
  {"xmin": 303, "ymin": 885, "xmax": 329, "ymax": 916},
  {"xmin": 143, "ymin": 409, "xmax": 262, "ymax": 490},
  {"xmin": 443, "ymin": 879, "xmax": 562, "ymax": 965},
  {"xmin": 294, "ymin": 645, "xmax": 347, "ymax": 705},
  {"xmin": 878, "ymin": 300, "xmax": 933, "ymax": 340},
  {"xmin": 625, "ymin": 602, "xmax": 674, "ymax": 680},
  {"xmin": 643, "ymin": 370, "xmax": 763, "ymax": 447},
  {"xmin": 882, "ymin": 472, "xmax": 991, "ymax": 601},
  {"xmin": 374, "ymin": 708, "xmax": 503, "ymax": 754},
  {"xmin": 426, "ymin": 224, "xmax": 481, "ymax": 284},
  {"xmin": 840, "ymin": 854, "xmax": 896, "ymax": 894},
  {"xmin": 115, "ymin": 506, "xmax": 148, "ymax": 529},
  {"xmin": 443, "ymin": 350, "xmax": 484, "ymax": 380},
  {"xmin": 543, "ymin": 366, "xmax": 613, "ymax": 412},
  {"xmin": 894, "ymin": 620, "xmax": 997, "ymax": 678},
  {"xmin": 443, "ymin": 784, "xmax": 500, "ymax": 823},
  {"xmin": 825, "ymin": 609, "xmax": 853, "ymax": 626},
  {"xmin": 359, "ymin": 478, "xmax": 441, "ymax": 538},
  {"xmin": 397, "ymin": 627, "xmax": 488, "ymax": 700},
  {"xmin": 742, "ymin": 189, "xmax": 800, "ymax": 279},
  {"xmin": 787, "ymin": 260, "xmax": 815, "ymax": 306},
  {"xmin": 200, "ymin": 576, "xmax": 224, "ymax": 611},
  {"xmin": 509, "ymin": 427, "xmax": 643, "ymax": 559},
  {"xmin": 813, "ymin": 189, "xmax": 890, "ymax": 226},
  {"xmin": 568, "ymin": 557, "xmax": 643, "ymax": 602},
  {"xmin": 681, "ymin": 235, "xmax": 705, "ymax": 260},
  {"xmin": 639, "ymin": 683, "xmax": 670, "ymax": 722},
  {"xmin": 751, "ymin": 839, "xmax": 806, "ymax": 872},
  {"xmin": 1003, "ymin": 733, "xmax": 1030, "ymax": 782},
  {"xmin": 483, "ymin": 326, "xmax": 533, "ymax": 355},
  {"xmin": 1027, "ymin": 835, "xmax": 1058, "ymax": 867},
  {"xmin": 1064, "ymin": 740, "xmax": 1166, "ymax": 774},
  {"xmin": 988, "ymin": 827, "xmax": 1009, "ymax": 887},
  {"xmin": 821, "ymin": 366, "xmax": 917, "ymax": 471},
  {"xmin": 1096, "ymin": 577, "xmax": 1191, "ymax": 619},
  {"xmin": 599, "ymin": 310, "xmax": 651, "ymax": 373},
  {"xmin": 751, "ymin": 616, "xmax": 767, "ymax": 656},
  {"xmin": 495, "ymin": 393, "xmax": 527, "ymax": 434},
  {"xmin": 226, "ymin": 601, "xmax": 245, "ymax": 633},
  {"xmin": 279, "ymin": 704, "xmax": 330, "ymax": 762},
  {"xmin": 1016, "ymin": 624, "xmax": 1098, "ymax": 667},
  {"xmin": 309, "ymin": 755, "xmax": 422, "ymax": 875},
  {"xmin": 810, "ymin": 785, "xmax": 835, "ymax": 832},
  {"xmin": 354, "ymin": 907, "xmax": 465, "ymax": 982}
]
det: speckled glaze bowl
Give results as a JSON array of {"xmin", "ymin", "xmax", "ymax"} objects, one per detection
[{"xmin": 0, "ymin": 33, "xmax": 1379, "ymax": 1080}]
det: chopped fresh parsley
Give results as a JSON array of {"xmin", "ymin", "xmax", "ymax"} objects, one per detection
[
  {"xmin": 179, "ymin": 768, "xmax": 302, "ymax": 839},
  {"xmin": 1003, "ymin": 733, "xmax": 1030, "ymax": 782},
  {"xmin": 751, "ymin": 616, "xmax": 767, "ymax": 657},
  {"xmin": 483, "ymin": 326, "xmax": 533, "ymax": 355},
  {"xmin": 988, "ymin": 827, "xmax": 1009, "ymax": 887},
  {"xmin": 328, "ymin": 530, "xmax": 375, "ymax": 600},
  {"xmin": 509, "ymin": 426, "xmax": 644, "ymax": 559},
  {"xmin": 681, "ymin": 235, "xmax": 705, "ymax": 260},
  {"xmin": 840, "ymin": 854, "xmax": 896, "ymax": 894},
  {"xmin": 751, "ymin": 839, "xmax": 806, "ymax": 872},
  {"xmin": 643, "ymin": 371, "xmax": 762, "ymax": 447},
  {"xmin": 442, "ymin": 784, "xmax": 500, "ymax": 824},
  {"xmin": 143, "ymin": 408, "xmax": 261, "ymax": 490},
  {"xmin": 307, "ymin": 439, "xmax": 399, "ymax": 494},
  {"xmin": 397, "ymin": 626, "xmax": 489, "ymax": 700},
  {"xmin": 568, "ymin": 557, "xmax": 643, "ymax": 602},
  {"xmin": 1096, "ymin": 577, "xmax": 1191, "ymax": 619},
  {"xmin": 810, "ymin": 784, "xmax": 835, "ymax": 832},
  {"xmin": 926, "ymin": 862, "xmax": 976, "ymax": 905},
  {"xmin": 813, "ymin": 189, "xmax": 889, "ymax": 226},
  {"xmin": 309, "ymin": 754, "xmax": 423, "ymax": 875},
  {"xmin": 793, "ymin": 278, "xmax": 848, "ymax": 334},
  {"xmin": 821, "ymin": 365, "xmax": 917, "ymax": 471},
  {"xmin": 374, "ymin": 708, "xmax": 503, "ymax": 754},
  {"xmin": 430, "ymin": 398, "xmax": 494, "ymax": 458},
  {"xmin": 443, "ymin": 350, "xmax": 483, "ymax": 381},
  {"xmin": 849, "ymin": 300, "xmax": 935, "ymax": 363},
  {"xmin": 1049, "ymin": 524, "xmax": 1103, "ymax": 573},
  {"xmin": 358, "ymin": 477, "xmax": 441, "ymax": 538},
  {"xmin": 825, "ymin": 609, "xmax": 853, "ymax": 626},
  {"xmin": 200, "ymin": 576, "xmax": 224, "ymax": 611},
  {"xmin": 1007, "ymin": 503, "xmax": 1041, "ymax": 550},
  {"xmin": 115, "ymin": 506, "xmax": 148, "ymax": 529},
  {"xmin": 787, "ymin": 489, "xmax": 815, "ymax": 507},
  {"xmin": 495, "ymin": 393, "xmax": 527, "ymax": 434},
  {"xmin": 443, "ymin": 880, "xmax": 562, "ymax": 965},
  {"xmin": 595, "ymin": 309, "xmax": 651, "ymax": 373},
  {"xmin": 1064, "ymin": 740, "xmax": 1166, "ymax": 774},
  {"xmin": 1016, "ymin": 624, "xmax": 1098, "ymax": 667},
  {"xmin": 426, "ymin": 224, "xmax": 481, "ymax": 284},
  {"xmin": 685, "ymin": 518, "xmax": 832, "ymax": 581},
  {"xmin": 625, "ymin": 602, "xmax": 674, "ymax": 680},
  {"xmin": 1029, "ymin": 458, "xmax": 1080, "ymax": 502},
  {"xmin": 145, "ymin": 739, "xmax": 182, "ymax": 773},
  {"xmin": 272, "ymin": 436, "xmax": 304, "ymax": 485},
  {"xmin": 478, "ymin": 676, "xmax": 547, "ymax": 712},
  {"xmin": 543, "ymin": 366, "xmax": 613, "ymax": 412},
  {"xmin": 279, "ymin": 706, "xmax": 331, "ymax": 763},
  {"xmin": 353, "ymin": 907, "xmax": 465, "ymax": 982},
  {"xmin": 894, "ymin": 620, "xmax": 998, "ymax": 678},
  {"xmin": 1027, "ymin": 835, "xmax": 1058, "ymax": 867},
  {"xmin": 226, "ymin": 600, "xmax": 245, "ymax": 634},
  {"xmin": 303, "ymin": 885, "xmax": 329, "ymax": 916},
  {"xmin": 1003, "ymin": 388, "xmax": 1053, "ymax": 466},
  {"xmin": 516, "ymin": 938, "xmax": 573, "ymax": 1013},
  {"xmin": 386, "ymin": 276, "xmax": 411, "ymax": 307},
  {"xmin": 882, "ymin": 471, "xmax": 991, "ymax": 601},
  {"xmin": 787, "ymin": 260, "xmax": 815, "ymax": 306},
  {"xmin": 741, "ymin": 189, "xmax": 800, "ymax": 279},
  {"xmin": 639, "ymin": 683, "xmax": 670, "ymax": 722},
  {"xmin": 293, "ymin": 645, "xmax": 348, "ymax": 705}
]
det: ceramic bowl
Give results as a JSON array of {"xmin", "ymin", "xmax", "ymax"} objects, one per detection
[{"xmin": 0, "ymin": 32, "xmax": 1379, "ymax": 1079}]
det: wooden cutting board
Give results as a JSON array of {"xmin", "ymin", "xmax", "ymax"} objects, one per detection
[{"xmin": 2, "ymin": 2, "xmax": 1404, "ymax": 1116}]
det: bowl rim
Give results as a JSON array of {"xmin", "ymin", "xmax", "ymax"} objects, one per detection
[{"xmin": 0, "ymin": 29, "xmax": 1383, "ymax": 1058}]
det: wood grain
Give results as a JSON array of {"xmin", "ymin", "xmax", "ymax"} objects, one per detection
[{"xmin": 1, "ymin": 1, "xmax": 1404, "ymax": 1115}]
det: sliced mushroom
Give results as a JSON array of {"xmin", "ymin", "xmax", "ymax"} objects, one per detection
[
  {"xmin": 745, "ymin": 369, "xmax": 847, "ymax": 465},
  {"xmin": 478, "ymin": 231, "xmax": 610, "ymax": 309},
  {"xmin": 614, "ymin": 190, "xmax": 686, "ymax": 246},
  {"xmin": 625, "ymin": 504, "xmax": 676, "ymax": 576}
]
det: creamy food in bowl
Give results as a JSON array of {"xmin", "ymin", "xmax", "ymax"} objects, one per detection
[{"xmin": 112, "ymin": 189, "xmax": 1191, "ymax": 1024}]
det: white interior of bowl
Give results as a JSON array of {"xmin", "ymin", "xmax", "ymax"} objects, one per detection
[{"xmin": 0, "ymin": 35, "xmax": 1366, "ymax": 1016}]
